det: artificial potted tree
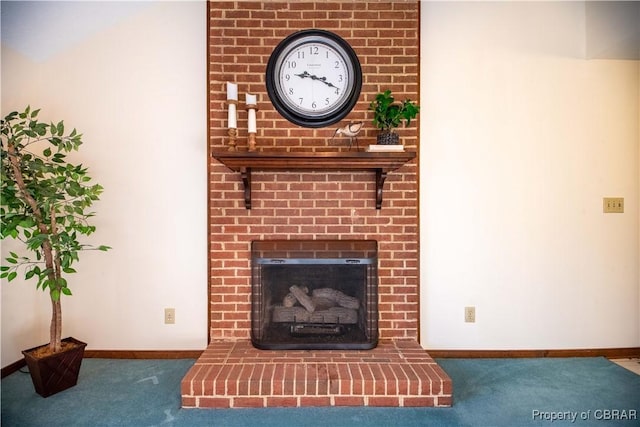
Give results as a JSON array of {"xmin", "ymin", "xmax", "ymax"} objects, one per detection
[
  {"xmin": 1, "ymin": 106, "xmax": 110, "ymax": 397},
  {"xmin": 369, "ymin": 89, "xmax": 420, "ymax": 145}
]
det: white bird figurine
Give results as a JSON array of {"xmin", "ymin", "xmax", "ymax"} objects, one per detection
[{"xmin": 331, "ymin": 121, "xmax": 364, "ymax": 150}]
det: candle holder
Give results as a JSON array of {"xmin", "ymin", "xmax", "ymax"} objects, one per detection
[
  {"xmin": 227, "ymin": 99, "xmax": 238, "ymax": 151},
  {"xmin": 246, "ymin": 103, "xmax": 258, "ymax": 152},
  {"xmin": 247, "ymin": 132, "xmax": 257, "ymax": 152},
  {"xmin": 227, "ymin": 127, "xmax": 237, "ymax": 151}
]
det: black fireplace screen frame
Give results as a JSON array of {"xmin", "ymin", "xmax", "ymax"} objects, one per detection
[{"xmin": 251, "ymin": 240, "xmax": 378, "ymax": 350}]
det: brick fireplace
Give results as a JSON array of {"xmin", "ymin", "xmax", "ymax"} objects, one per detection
[{"xmin": 181, "ymin": 1, "xmax": 452, "ymax": 408}]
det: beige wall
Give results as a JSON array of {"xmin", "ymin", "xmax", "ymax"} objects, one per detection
[
  {"xmin": 420, "ymin": 1, "xmax": 639, "ymax": 349},
  {"xmin": 1, "ymin": 1, "xmax": 208, "ymax": 367}
]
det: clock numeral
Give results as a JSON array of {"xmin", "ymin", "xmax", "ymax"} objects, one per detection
[
  {"xmin": 310, "ymin": 46, "xmax": 319, "ymax": 55},
  {"xmin": 297, "ymin": 51, "xmax": 305, "ymax": 59},
  {"xmin": 286, "ymin": 60, "xmax": 297, "ymax": 69},
  {"xmin": 334, "ymin": 61, "xmax": 340, "ymax": 69},
  {"xmin": 312, "ymin": 101, "xmax": 317, "ymax": 109},
  {"xmin": 298, "ymin": 98, "xmax": 304, "ymax": 105},
  {"xmin": 289, "ymin": 88, "xmax": 294, "ymax": 95},
  {"xmin": 338, "ymin": 74, "xmax": 343, "ymax": 82},
  {"xmin": 334, "ymin": 88, "xmax": 340, "ymax": 95},
  {"xmin": 285, "ymin": 74, "xmax": 290, "ymax": 81},
  {"xmin": 324, "ymin": 98, "xmax": 330, "ymax": 105}
]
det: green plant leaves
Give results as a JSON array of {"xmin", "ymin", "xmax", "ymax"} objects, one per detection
[
  {"xmin": 369, "ymin": 89, "xmax": 420, "ymax": 131},
  {"xmin": 1, "ymin": 106, "xmax": 110, "ymax": 301}
]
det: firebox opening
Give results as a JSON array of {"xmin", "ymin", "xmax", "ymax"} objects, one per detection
[{"xmin": 251, "ymin": 240, "xmax": 378, "ymax": 350}]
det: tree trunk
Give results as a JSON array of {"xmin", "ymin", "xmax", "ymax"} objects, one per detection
[
  {"xmin": 6, "ymin": 140, "xmax": 62, "ymax": 352},
  {"xmin": 50, "ymin": 299, "xmax": 62, "ymax": 353}
]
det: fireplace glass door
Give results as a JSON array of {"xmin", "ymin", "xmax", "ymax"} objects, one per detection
[{"xmin": 251, "ymin": 240, "xmax": 378, "ymax": 350}]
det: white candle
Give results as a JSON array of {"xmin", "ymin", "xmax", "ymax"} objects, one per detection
[
  {"xmin": 226, "ymin": 82, "xmax": 238, "ymax": 101},
  {"xmin": 228, "ymin": 103, "xmax": 237, "ymax": 129},
  {"xmin": 248, "ymin": 108, "xmax": 257, "ymax": 133},
  {"xmin": 246, "ymin": 93, "xmax": 257, "ymax": 133}
]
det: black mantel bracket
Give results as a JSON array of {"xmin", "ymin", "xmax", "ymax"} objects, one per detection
[{"xmin": 211, "ymin": 151, "xmax": 416, "ymax": 209}]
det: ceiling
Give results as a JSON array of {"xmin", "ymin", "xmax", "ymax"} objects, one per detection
[
  {"xmin": 585, "ymin": 1, "xmax": 640, "ymax": 60},
  {"xmin": 1, "ymin": 1, "xmax": 152, "ymax": 63},
  {"xmin": 1, "ymin": 1, "xmax": 637, "ymax": 62}
]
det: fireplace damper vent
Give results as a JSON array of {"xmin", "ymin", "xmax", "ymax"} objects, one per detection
[{"xmin": 251, "ymin": 240, "xmax": 378, "ymax": 350}]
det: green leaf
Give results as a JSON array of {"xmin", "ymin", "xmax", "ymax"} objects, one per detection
[
  {"xmin": 7, "ymin": 271, "xmax": 17, "ymax": 281},
  {"xmin": 43, "ymin": 147, "xmax": 52, "ymax": 157},
  {"xmin": 57, "ymin": 277, "xmax": 68, "ymax": 288},
  {"xmin": 62, "ymin": 267, "xmax": 76, "ymax": 274},
  {"xmin": 34, "ymin": 122, "xmax": 48, "ymax": 136},
  {"xmin": 51, "ymin": 289, "xmax": 60, "ymax": 301},
  {"xmin": 40, "ymin": 276, "xmax": 54, "ymax": 291},
  {"xmin": 61, "ymin": 287, "xmax": 72, "ymax": 296}
]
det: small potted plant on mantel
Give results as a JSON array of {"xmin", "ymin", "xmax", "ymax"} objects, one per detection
[
  {"xmin": 369, "ymin": 89, "xmax": 420, "ymax": 145},
  {"xmin": 1, "ymin": 106, "xmax": 110, "ymax": 397}
]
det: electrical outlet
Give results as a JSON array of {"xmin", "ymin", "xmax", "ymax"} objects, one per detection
[
  {"xmin": 465, "ymin": 306, "xmax": 476, "ymax": 323},
  {"xmin": 164, "ymin": 308, "xmax": 175, "ymax": 324},
  {"xmin": 603, "ymin": 197, "xmax": 624, "ymax": 213}
]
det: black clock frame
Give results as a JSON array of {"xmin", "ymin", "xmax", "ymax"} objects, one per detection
[{"xmin": 265, "ymin": 29, "xmax": 362, "ymax": 128}]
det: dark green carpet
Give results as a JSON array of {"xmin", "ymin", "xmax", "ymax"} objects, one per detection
[{"xmin": 2, "ymin": 357, "xmax": 638, "ymax": 426}]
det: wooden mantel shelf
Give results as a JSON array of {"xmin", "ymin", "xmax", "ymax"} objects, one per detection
[{"xmin": 212, "ymin": 151, "xmax": 416, "ymax": 209}]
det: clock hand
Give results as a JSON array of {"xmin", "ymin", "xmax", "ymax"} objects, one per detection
[
  {"xmin": 294, "ymin": 71, "xmax": 337, "ymax": 89},
  {"xmin": 315, "ymin": 76, "xmax": 337, "ymax": 89}
]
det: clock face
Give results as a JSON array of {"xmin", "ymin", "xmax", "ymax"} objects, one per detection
[{"xmin": 266, "ymin": 30, "xmax": 362, "ymax": 128}]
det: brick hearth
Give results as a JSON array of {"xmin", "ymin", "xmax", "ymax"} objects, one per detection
[{"xmin": 181, "ymin": 339, "xmax": 452, "ymax": 408}]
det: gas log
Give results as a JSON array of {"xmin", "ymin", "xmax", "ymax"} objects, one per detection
[
  {"xmin": 285, "ymin": 285, "xmax": 360, "ymax": 312},
  {"xmin": 288, "ymin": 285, "xmax": 315, "ymax": 312},
  {"xmin": 272, "ymin": 285, "xmax": 360, "ymax": 325},
  {"xmin": 312, "ymin": 288, "xmax": 360, "ymax": 309}
]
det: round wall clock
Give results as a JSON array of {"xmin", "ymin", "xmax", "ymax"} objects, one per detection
[{"xmin": 266, "ymin": 29, "xmax": 362, "ymax": 128}]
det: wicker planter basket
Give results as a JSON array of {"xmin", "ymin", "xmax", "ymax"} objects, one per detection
[
  {"xmin": 376, "ymin": 130, "xmax": 400, "ymax": 145},
  {"xmin": 22, "ymin": 337, "xmax": 87, "ymax": 397}
]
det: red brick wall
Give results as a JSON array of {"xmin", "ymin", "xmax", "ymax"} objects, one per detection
[{"xmin": 208, "ymin": 1, "xmax": 420, "ymax": 341}]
